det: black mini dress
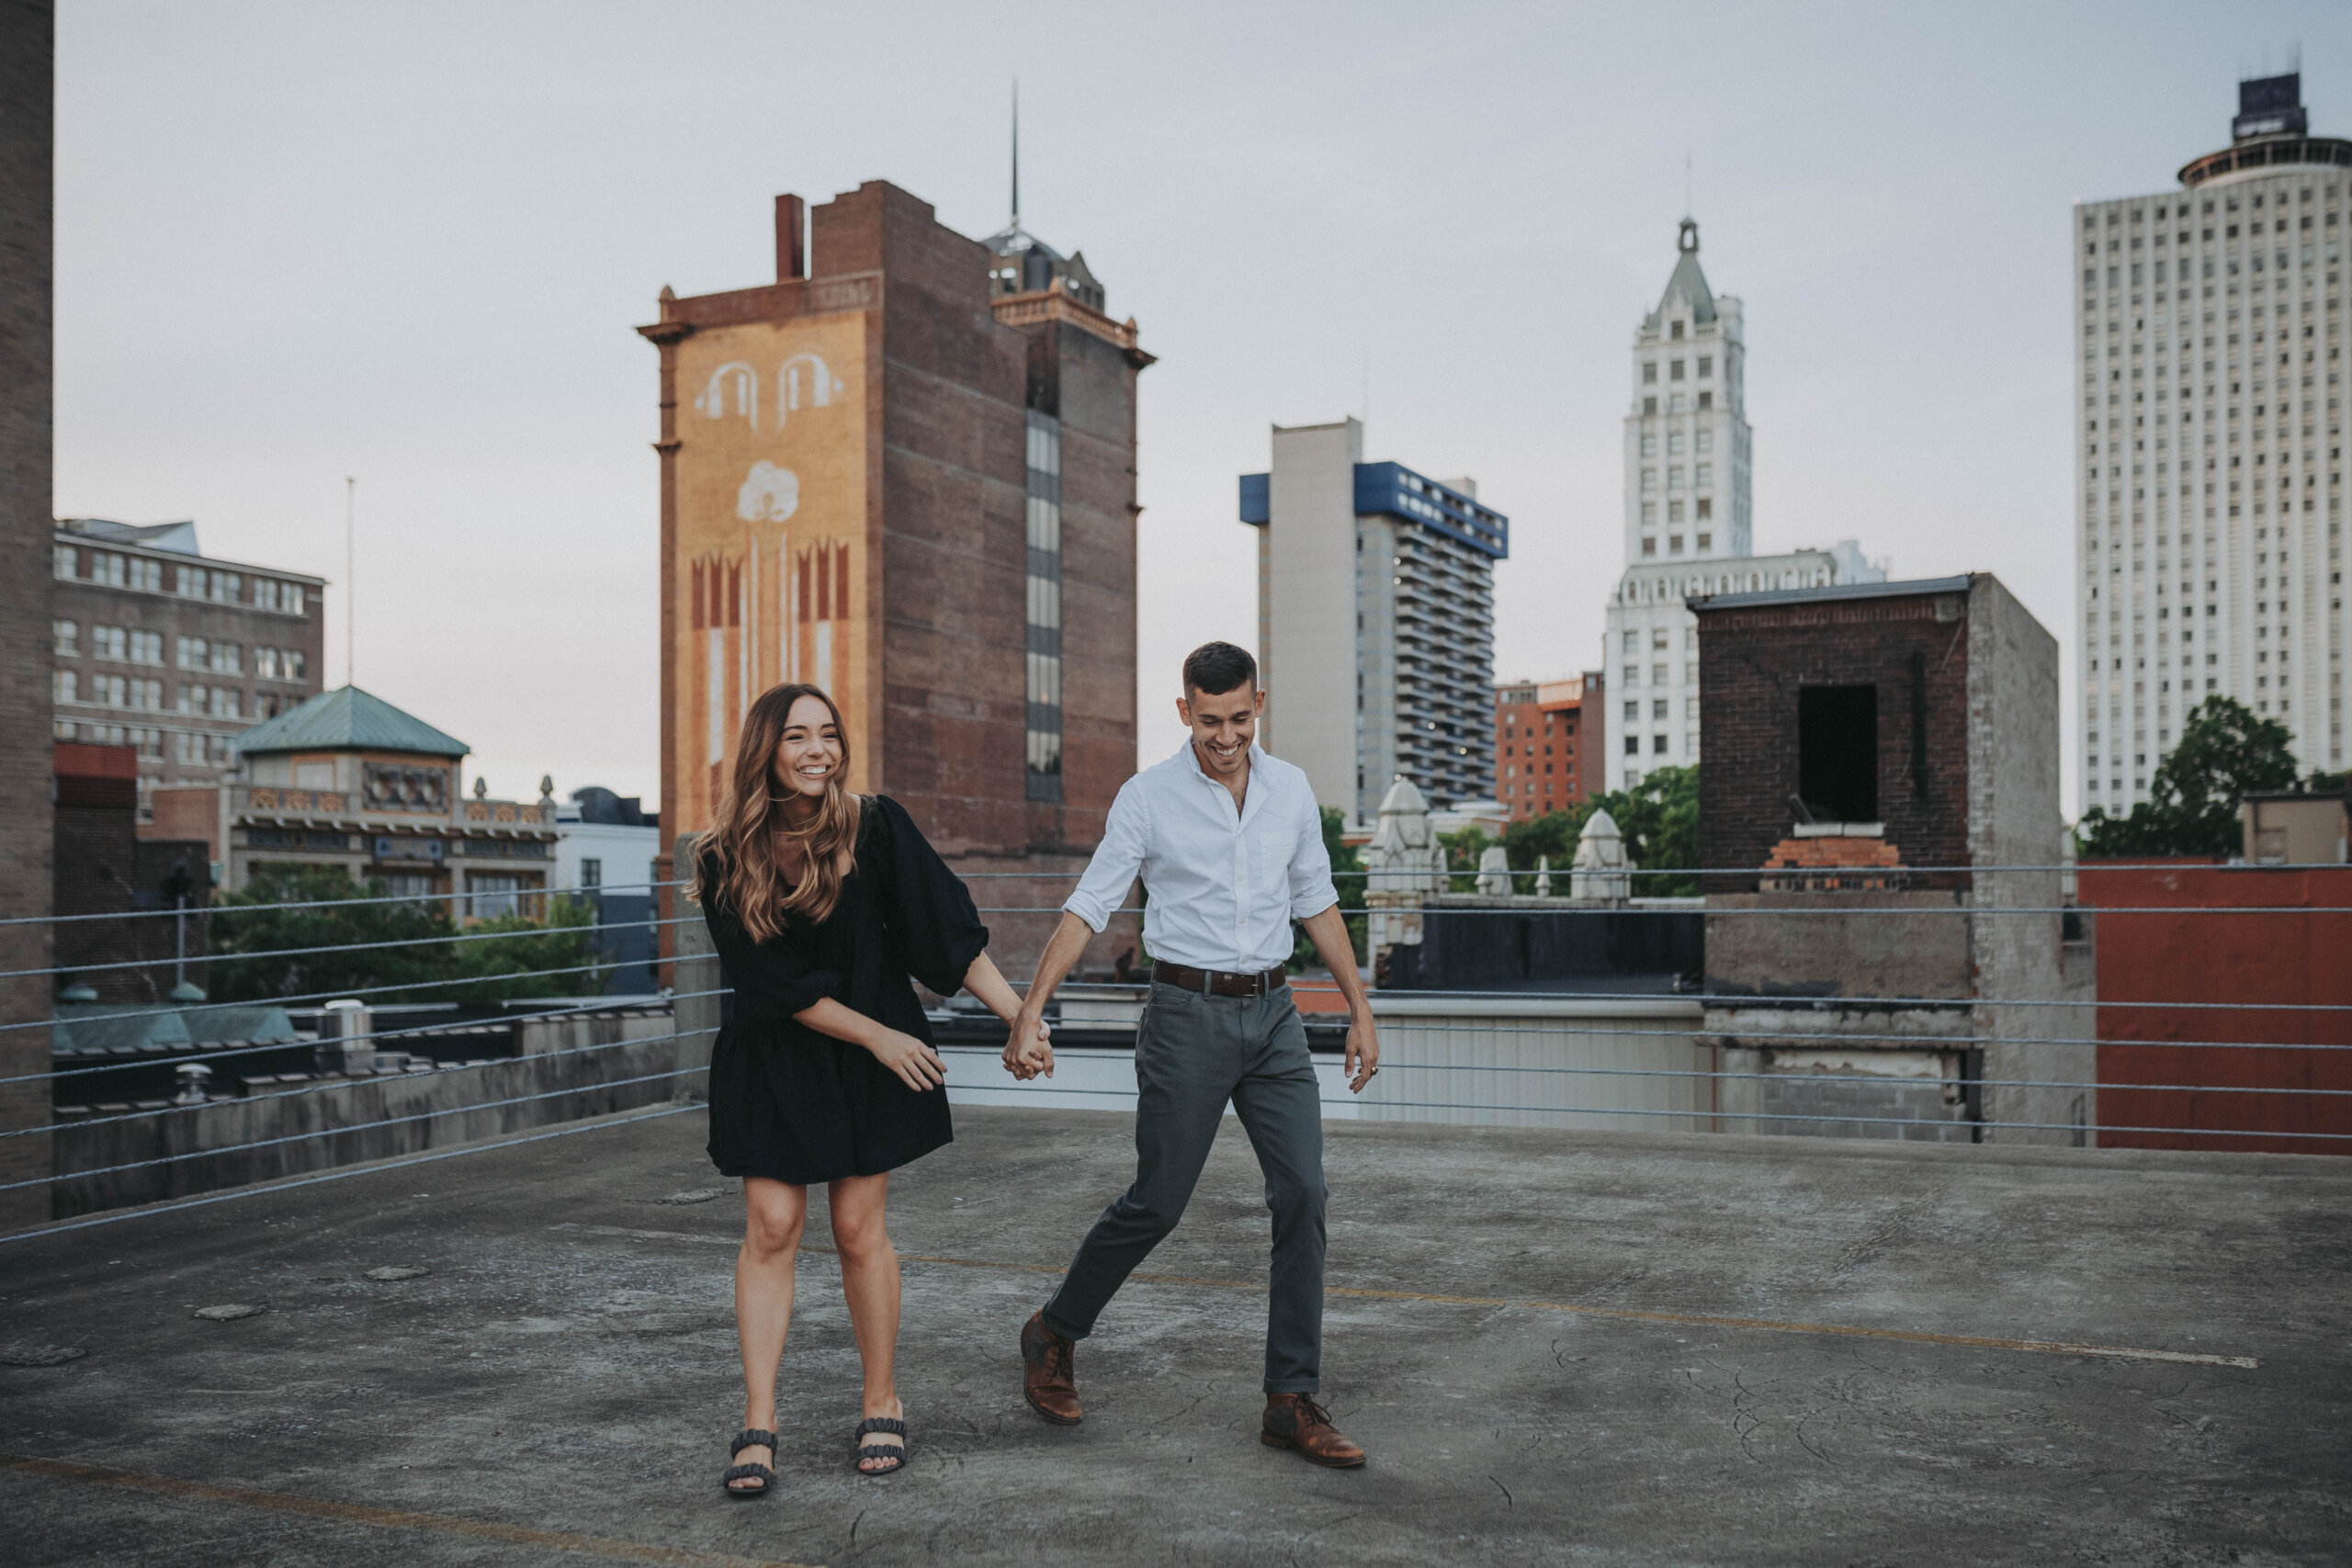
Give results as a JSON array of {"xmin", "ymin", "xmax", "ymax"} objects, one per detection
[{"xmin": 700, "ymin": 795, "xmax": 988, "ymax": 1185}]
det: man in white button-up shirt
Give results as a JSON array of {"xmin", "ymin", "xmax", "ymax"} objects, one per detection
[{"xmin": 1006, "ymin": 642, "xmax": 1378, "ymax": 1469}]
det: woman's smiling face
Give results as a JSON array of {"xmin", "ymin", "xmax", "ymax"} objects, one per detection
[{"xmin": 772, "ymin": 693, "xmax": 843, "ymax": 802}]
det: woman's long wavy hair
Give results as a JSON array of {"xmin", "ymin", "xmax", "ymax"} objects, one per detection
[{"xmin": 693, "ymin": 682, "xmax": 862, "ymax": 942}]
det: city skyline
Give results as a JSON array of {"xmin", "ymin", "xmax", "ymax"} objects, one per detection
[{"xmin": 49, "ymin": 2, "xmax": 2352, "ymax": 811}]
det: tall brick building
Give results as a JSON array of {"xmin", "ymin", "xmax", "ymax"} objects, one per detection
[
  {"xmin": 639, "ymin": 182, "xmax": 1150, "ymax": 971},
  {"xmin": 0, "ymin": 0, "xmax": 52, "ymax": 1228}
]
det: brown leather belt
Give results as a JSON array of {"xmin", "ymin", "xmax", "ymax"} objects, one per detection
[{"xmin": 1150, "ymin": 961, "xmax": 1288, "ymax": 999}]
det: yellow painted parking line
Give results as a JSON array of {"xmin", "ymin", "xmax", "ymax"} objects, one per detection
[
  {"xmin": 551, "ymin": 1223, "xmax": 2261, "ymax": 1371},
  {"xmin": 0, "ymin": 1455, "xmax": 825, "ymax": 1568}
]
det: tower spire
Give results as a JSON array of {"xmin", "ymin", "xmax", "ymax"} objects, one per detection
[{"xmin": 1011, "ymin": 79, "xmax": 1021, "ymax": 227}]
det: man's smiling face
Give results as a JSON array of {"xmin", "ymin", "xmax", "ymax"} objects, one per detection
[{"xmin": 1178, "ymin": 681, "xmax": 1262, "ymax": 781}]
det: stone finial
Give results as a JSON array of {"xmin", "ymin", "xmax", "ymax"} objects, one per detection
[
  {"xmin": 539, "ymin": 774, "xmax": 556, "ymax": 803},
  {"xmin": 1534, "ymin": 855, "xmax": 1553, "ymax": 897},
  {"xmin": 1571, "ymin": 807, "xmax": 1632, "ymax": 900},
  {"xmin": 1362, "ymin": 773, "xmax": 1444, "ymax": 960},
  {"xmin": 1476, "ymin": 844, "xmax": 1512, "ymax": 896},
  {"xmin": 1363, "ymin": 776, "xmax": 1444, "ymax": 894},
  {"xmin": 473, "ymin": 777, "xmax": 488, "ymax": 799}
]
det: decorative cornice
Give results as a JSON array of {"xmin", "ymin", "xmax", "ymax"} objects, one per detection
[{"xmin": 990, "ymin": 289, "xmax": 1154, "ymax": 367}]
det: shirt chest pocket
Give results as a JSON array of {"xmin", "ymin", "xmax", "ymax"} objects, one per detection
[{"xmin": 1246, "ymin": 826, "xmax": 1283, "ymax": 892}]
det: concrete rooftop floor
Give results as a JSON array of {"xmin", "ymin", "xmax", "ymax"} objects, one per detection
[{"xmin": 2, "ymin": 1105, "xmax": 2347, "ymax": 1568}]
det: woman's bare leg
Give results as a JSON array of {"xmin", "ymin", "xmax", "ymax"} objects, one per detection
[
  {"xmin": 732, "ymin": 1178, "xmax": 807, "ymax": 1489},
  {"xmin": 829, "ymin": 1173, "xmax": 904, "ymax": 1471}
]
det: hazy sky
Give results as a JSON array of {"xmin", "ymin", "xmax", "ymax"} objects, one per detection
[{"xmin": 53, "ymin": 1, "xmax": 2352, "ymax": 811}]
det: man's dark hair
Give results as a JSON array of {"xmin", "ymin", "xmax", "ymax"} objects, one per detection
[{"xmin": 1182, "ymin": 640, "xmax": 1258, "ymax": 697}]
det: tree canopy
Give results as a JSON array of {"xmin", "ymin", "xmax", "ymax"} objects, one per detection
[
  {"xmin": 2075, "ymin": 695, "xmax": 2299, "ymax": 858},
  {"xmin": 207, "ymin": 863, "xmax": 604, "ymax": 1004}
]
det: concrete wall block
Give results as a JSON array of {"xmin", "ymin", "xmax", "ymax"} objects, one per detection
[{"xmin": 49, "ymin": 1035, "xmax": 686, "ymax": 1218}]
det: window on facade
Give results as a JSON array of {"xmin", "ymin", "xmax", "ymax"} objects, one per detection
[
  {"xmin": 1670, "ymin": 321, "xmax": 1685, "ymax": 341},
  {"xmin": 1698, "ymin": 356, "xmax": 1713, "ymax": 378},
  {"xmin": 469, "ymin": 874, "xmax": 524, "ymax": 921},
  {"xmin": 1640, "ymin": 502, "xmax": 1657, "ymax": 525},
  {"xmin": 1640, "ymin": 434, "xmax": 1656, "ymax": 457},
  {"xmin": 1623, "ymin": 735, "xmax": 1639, "ymax": 756},
  {"xmin": 1694, "ymin": 430, "xmax": 1713, "ymax": 454},
  {"xmin": 1642, "ymin": 362, "xmax": 1657, "ymax": 384},
  {"xmin": 1023, "ymin": 411, "xmax": 1064, "ymax": 802},
  {"xmin": 581, "ymin": 858, "xmax": 603, "ymax": 889},
  {"xmin": 1641, "ymin": 468, "xmax": 1657, "ymax": 492},
  {"xmin": 53, "ymin": 671, "xmax": 75, "ymax": 704},
  {"xmin": 1643, "ymin": 396, "xmax": 1657, "ymax": 415},
  {"xmin": 1667, "ymin": 500, "xmax": 1684, "ymax": 524},
  {"xmin": 1695, "ymin": 463, "xmax": 1713, "ymax": 488},
  {"xmin": 1640, "ymin": 537, "xmax": 1657, "ymax": 556},
  {"xmin": 1798, "ymin": 685, "xmax": 1878, "ymax": 822},
  {"xmin": 1669, "ymin": 359, "xmax": 1686, "ymax": 380},
  {"xmin": 1668, "ymin": 431, "xmax": 1685, "ymax": 457},
  {"xmin": 1697, "ymin": 390, "xmax": 1713, "ymax": 410},
  {"xmin": 52, "ymin": 620, "xmax": 76, "ymax": 656}
]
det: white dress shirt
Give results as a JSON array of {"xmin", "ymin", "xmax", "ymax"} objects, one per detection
[{"xmin": 1063, "ymin": 739, "xmax": 1340, "ymax": 974}]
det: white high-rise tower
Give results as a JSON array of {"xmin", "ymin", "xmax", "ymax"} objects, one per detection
[
  {"xmin": 2075, "ymin": 72, "xmax": 2348, "ymax": 816},
  {"xmin": 1602, "ymin": 220, "xmax": 1883, "ymax": 792}
]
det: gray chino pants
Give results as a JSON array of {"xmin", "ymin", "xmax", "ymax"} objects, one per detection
[{"xmin": 1042, "ymin": 979, "xmax": 1328, "ymax": 1393}]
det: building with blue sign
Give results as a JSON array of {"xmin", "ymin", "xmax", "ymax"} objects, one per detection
[{"xmin": 1239, "ymin": 417, "xmax": 1508, "ymax": 822}]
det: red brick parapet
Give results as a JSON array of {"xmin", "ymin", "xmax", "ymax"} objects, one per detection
[{"xmin": 1760, "ymin": 835, "xmax": 1906, "ymax": 892}]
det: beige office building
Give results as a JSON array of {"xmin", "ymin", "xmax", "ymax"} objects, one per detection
[{"xmin": 1602, "ymin": 220, "xmax": 1882, "ymax": 791}]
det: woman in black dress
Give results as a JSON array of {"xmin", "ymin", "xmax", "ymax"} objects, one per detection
[{"xmin": 696, "ymin": 682, "xmax": 1042, "ymax": 1495}]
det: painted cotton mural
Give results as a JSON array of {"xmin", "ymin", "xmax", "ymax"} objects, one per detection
[{"xmin": 673, "ymin": 312, "xmax": 868, "ymax": 835}]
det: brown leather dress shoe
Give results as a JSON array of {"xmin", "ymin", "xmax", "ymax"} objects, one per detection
[
  {"xmin": 1261, "ymin": 1393, "xmax": 1365, "ymax": 1468},
  {"xmin": 1021, "ymin": 1310, "xmax": 1082, "ymax": 1426}
]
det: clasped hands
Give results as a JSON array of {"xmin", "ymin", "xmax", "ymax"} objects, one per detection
[{"xmin": 1000, "ymin": 1010, "xmax": 1056, "ymax": 1080}]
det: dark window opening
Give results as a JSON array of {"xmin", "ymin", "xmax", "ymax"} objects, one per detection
[{"xmin": 1798, "ymin": 685, "xmax": 1878, "ymax": 822}]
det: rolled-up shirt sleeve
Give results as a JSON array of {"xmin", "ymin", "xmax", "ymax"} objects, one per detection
[
  {"xmin": 1286, "ymin": 797, "xmax": 1340, "ymax": 920},
  {"xmin": 1064, "ymin": 777, "xmax": 1151, "ymax": 932}
]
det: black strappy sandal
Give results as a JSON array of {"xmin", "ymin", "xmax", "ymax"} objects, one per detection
[
  {"xmin": 720, "ymin": 1427, "xmax": 776, "ymax": 1498},
  {"xmin": 853, "ymin": 1416, "xmax": 908, "ymax": 1476}
]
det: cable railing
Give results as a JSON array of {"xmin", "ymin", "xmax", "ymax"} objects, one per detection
[{"xmin": 0, "ymin": 845, "xmax": 2334, "ymax": 1252}]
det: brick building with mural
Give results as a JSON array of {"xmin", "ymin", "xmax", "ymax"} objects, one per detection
[{"xmin": 639, "ymin": 180, "xmax": 1151, "ymax": 974}]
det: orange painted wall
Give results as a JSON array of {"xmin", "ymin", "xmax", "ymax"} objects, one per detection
[{"xmin": 670, "ymin": 312, "xmax": 872, "ymax": 840}]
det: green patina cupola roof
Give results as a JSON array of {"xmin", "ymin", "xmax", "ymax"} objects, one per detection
[
  {"xmin": 1653, "ymin": 218, "xmax": 1716, "ymax": 326},
  {"xmin": 233, "ymin": 685, "xmax": 469, "ymax": 758}
]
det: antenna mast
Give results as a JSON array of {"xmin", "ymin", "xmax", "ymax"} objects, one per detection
[
  {"xmin": 344, "ymin": 476, "xmax": 356, "ymax": 687},
  {"xmin": 1011, "ymin": 79, "xmax": 1021, "ymax": 226}
]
